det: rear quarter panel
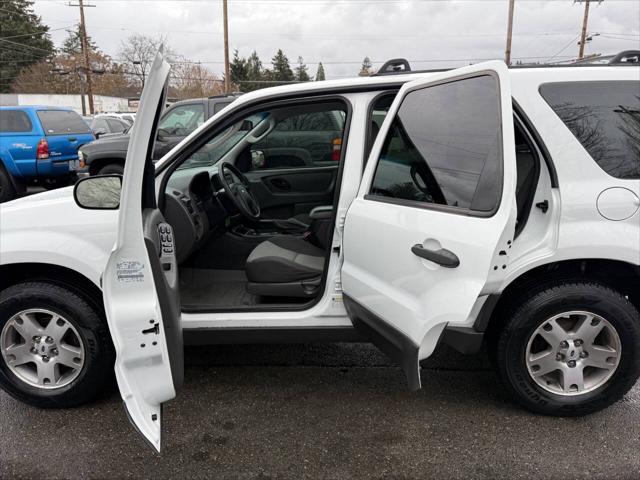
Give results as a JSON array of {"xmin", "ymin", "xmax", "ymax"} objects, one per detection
[{"xmin": 504, "ymin": 67, "xmax": 640, "ymax": 287}]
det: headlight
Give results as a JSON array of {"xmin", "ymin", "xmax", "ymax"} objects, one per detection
[{"xmin": 77, "ymin": 150, "xmax": 84, "ymax": 161}]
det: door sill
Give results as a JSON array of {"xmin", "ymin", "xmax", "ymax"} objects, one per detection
[{"xmin": 183, "ymin": 325, "xmax": 362, "ymax": 345}]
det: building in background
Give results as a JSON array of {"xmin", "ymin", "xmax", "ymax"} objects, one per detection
[{"xmin": 0, "ymin": 94, "xmax": 137, "ymax": 114}]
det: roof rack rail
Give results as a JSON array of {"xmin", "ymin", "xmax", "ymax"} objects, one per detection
[
  {"xmin": 373, "ymin": 58, "xmax": 412, "ymax": 76},
  {"xmin": 372, "ymin": 50, "xmax": 639, "ymax": 76}
]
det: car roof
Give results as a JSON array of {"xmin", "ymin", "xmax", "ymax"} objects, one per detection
[
  {"xmin": 229, "ymin": 64, "xmax": 638, "ymax": 108},
  {"xmin": 0, "ymin": 105, "xmax": 77, "ymax": 112}
]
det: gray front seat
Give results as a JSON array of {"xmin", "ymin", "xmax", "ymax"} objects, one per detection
[{"xmin": 245, "ymin": 236, "xmax": 325, "ymax": 297}]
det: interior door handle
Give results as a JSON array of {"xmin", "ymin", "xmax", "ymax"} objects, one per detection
[
  {"xmin": 411, "ymin": 244, "xmax": 460, "ymax": 268},
  {"xmin": 270, "ymin": 178, "xmax": 291, "ymax": 191}
]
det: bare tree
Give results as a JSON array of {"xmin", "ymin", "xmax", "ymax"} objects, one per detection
[
  {"xmin": 118, "ymin": 34, "xmax": 173, "ymax": 89},
  {"xmin": 170, "ymin": 58, "xmax": 225, "ymax": 100}
]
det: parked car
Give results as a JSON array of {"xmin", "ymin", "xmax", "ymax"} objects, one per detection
[
  {"xmin": 76, "ymin": 96, "xmax": 240, "ymax": 175},
  {"xmin": 1, "ymin": 51, "xmax": 639, "ymax": 452},
  {"xmin": 0, "ymin": 106, "xmax": 95, "ymax": 202},
  {"xmin": 101, "ymin": 111, "xmax": 136, "ymax": 124},
  {"xmin": 89, "ymin": 115, "xmax": 131, "ymax": 138}
]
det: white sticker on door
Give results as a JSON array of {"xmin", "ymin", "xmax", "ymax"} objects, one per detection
[{"xmin": 116, "ymin": 260, "xmax": 145, "ymax": 283}]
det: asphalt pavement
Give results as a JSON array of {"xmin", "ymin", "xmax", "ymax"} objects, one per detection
[{"xmin": 0, "ymin": 342, "xmax": 638, "ymax": 480}]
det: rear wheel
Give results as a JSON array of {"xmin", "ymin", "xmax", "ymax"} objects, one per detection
[
  {"xmin": 0, "ymin": 282, "xmax": 114, "ymax": 408},
  {"xmin": 494, "ymin": 281, "xmax": 640, "ymax": 416},
  {"xmin": 0, "ymin": 168, "xmax": 16, "ymax": 203},
  {"xmin": 98, "ymin": 163, "xmax": 124, "ymax": 175}
]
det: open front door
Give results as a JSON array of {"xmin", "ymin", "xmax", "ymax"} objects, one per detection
[
  {"xmin": 342, "ymin": 61, "xmax": 517, "ymax": 390},
  {"xmin": 102, "ymin": 49, "xmax": 183, "ymax": 452}
]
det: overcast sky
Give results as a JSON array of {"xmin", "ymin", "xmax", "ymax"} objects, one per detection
[{"xmin": 33, "ymin": 0, "xmax": 640, "ymax": 79}]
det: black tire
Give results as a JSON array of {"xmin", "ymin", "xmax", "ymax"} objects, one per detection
[
  {"xmin": 0, "ymin": 167, "xmax": 16, "ymax": 203},
  {"xmin": 98, "ymin": 163, "xmax": 124, "ymax": 175},
  {"xmin": 0, "ymin": 282, "xmax": 114, "ymax": 408},
  {"xmin": 493, "ymin": 280, "xmax": 640, "ymax": 416}
]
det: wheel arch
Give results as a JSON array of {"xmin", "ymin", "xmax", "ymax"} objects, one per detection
[
  {"xmin": 88, "ymin": 157, "xmax": 125, "ymax": 176},
  {"xmin": 481, "ymin": 258, "xmax": 640, "ymax": 337},
  {"xmin": 0, "ymin": 262, "xmax": 104, "ymax": 316}
]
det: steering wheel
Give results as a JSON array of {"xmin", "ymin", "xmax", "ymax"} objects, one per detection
[{"xmin": 218, "ymin": 162, "xmax": 261, "ymax": 221}]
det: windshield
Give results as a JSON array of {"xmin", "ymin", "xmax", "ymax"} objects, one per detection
[{"xmin": 177, "ymin": 113, "xmax": 268, "ymax": 170}]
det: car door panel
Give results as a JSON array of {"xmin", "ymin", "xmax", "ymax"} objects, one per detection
[
  {"xmin": 101, "ymin": 49, "xmax": 183, "ymax": 452},
  {"xmin": 246, "ymin": 165, "xmax": 338, "ymax": 218},
  {"xmin": 342, "ymin": 61, "xmax": 517, "ymax": 390}
]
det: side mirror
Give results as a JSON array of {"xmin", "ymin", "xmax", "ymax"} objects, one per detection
[
  {"xmin": 94, "ymin": 128, "xmax": 107, "ymax": 139},
  {"xmin": 73, "ymin": 175, "xmax": 122, "ymax": 210}
]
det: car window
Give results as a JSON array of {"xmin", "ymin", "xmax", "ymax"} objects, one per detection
[
  {"xmin": 369, "ymin": 75, "xmax": 502, "ymax": 213},
  {"xmin": 107, "ymin": 118, "xmax": 127, "ymax": 133},
  {"xmin": 250, "ymin": 106, "xmax": 347, "ymax": 170},
  {"xmin": 177, "ymin": 113, "xmax": 268, "ymax": 171},
  {"xmin": 213, "ymin": 101, "xmax": 232, "ymax": 114},
  {"xmin": 0, "ymin": 110, "xmax": 33, "ymax": 133},
  {"xmin": 159, "ymin": 103, "xmax": 205, "ymax": 136},
  {"xmin": 540, "ymin": 81, "xmax": 640, "ymax": 179},
  {"xmin": 91, "ymin": 118, "xmax": 109, "ymax": 132},
  {"xmin": 365, "ymin": 93, "xmax": 396, "ymax": 164},
  {"xmin": 37, "ymin": 110, "xmax": 92, "ymax": 136}
]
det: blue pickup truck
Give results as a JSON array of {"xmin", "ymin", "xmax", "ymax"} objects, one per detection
[{"xmin": 0, "ymin": 106, "xmax": 95, "ymax": 202}]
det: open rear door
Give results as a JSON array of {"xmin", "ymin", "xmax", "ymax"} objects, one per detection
[
  {"xmin": 342, "ymin": 61, "xmax": 517, "ymax": 390},
  {"xmin": 102, "ymin": 49, "xmax": 183, "ymax": 452}
]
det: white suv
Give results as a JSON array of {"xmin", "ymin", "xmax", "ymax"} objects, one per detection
[{"xmin": 1, "ymin": 51, "xmax": 638, "ymax": 451}]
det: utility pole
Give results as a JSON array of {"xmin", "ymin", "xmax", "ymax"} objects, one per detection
[
  {"xmin": 222, "ymin": 0, "xmax": 231, "ymax": 94},
  {"xmin": 68, "ymin": 1, "xmax": 95, "ymax": 113},
  {"xmin": 577, "ymin": 0, "xmax": 592, "ymax": 60},
  {"xmin": 504, "ymin": 0, "xmax": 515, "ymax": 65}
]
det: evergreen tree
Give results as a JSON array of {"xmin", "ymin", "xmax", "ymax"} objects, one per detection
[
  {"xmin": 271, "ymin": 49, "xmax": 294, "ymax": 82},
  {"xmin": 60, "ymin": 25, "xmax": 98, "ymax": 56},
  {"xmin": 230, "ymin": 49, "xmax": 248, "ymax": 88},
  {"xmin": 0, "ymin": 0, "xmax": 54, "ymax": 93},
  {"xmin": 358, "ymin": 56, "xmax": 373, "ymax": 76},
  {"xmin": 245, "ymin": 50, "xmax": 264, "ymax": 91},
  {"xmin": 315, "ymin": 62, "xmax": 326, "ymax": 81},
  {"xmin": 294, "ymin": 56, "xmax": 310, "ymax": 82}
]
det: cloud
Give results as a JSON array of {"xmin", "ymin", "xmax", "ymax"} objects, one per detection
[{"xmin": 35, "ymin": 0, "xmax": 640, "ymax": 79}]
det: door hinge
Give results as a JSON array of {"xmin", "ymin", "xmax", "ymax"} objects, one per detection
[{"xmin": 535, "ymin": 200, "xmax": 549, "ymax": 213}]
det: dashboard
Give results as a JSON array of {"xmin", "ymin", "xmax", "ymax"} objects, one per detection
[{"xmin": 163, "ymin": 168, "xmax": 232, "ymax": 263}]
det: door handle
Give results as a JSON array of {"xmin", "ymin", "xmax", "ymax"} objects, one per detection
[
  {"xmin": 411, "ymin": 244, "xmax": 460, "ymax": 268},
  {"xmin": 270, "ymin": 178, "xmax": 291, "ymax": 191},
  {"xmin": 68, "ymin": 137, "xmax": 77, "ymax": 142}
]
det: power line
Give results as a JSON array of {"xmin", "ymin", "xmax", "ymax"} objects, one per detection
[
  {"xmin": 0, "ymin": 37, "xmax": 54, "ymax": 54},
  {"xmin": 0, "ymin": 26, "xmax": 74, "ymax": 41}
]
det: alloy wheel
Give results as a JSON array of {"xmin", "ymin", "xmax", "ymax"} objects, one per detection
[
  {"xmin": 1, "ymin": 308, "xmax": 85, "ymax": 389},
  {"xmin": 525, "ymin": 310, "xmax": 621, "ymax": 396}
]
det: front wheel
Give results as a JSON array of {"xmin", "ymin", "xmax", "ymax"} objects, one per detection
[
  {"xmin": 0, "ymin": 282, "xmax": 114, "ymax": 408},
  {"xmin": 98, "ymin": 163, "xmax": 124, "ymax": 175},
  {"xmin": 494, "ymin": 281, "xmax": 640, "ymax": 416}
]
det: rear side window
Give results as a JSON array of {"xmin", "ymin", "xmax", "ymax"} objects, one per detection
[
  {"xmin": 540, "ymin": 81, "xmax": 640, "ymax": 179},
  {"xmin": 37, "ymin": 110, "xmax": 92, "ymax": 136},
  {"xmin": 369, "ymin": 74, "xmax": 503, "ymax": 213},
  {"xmin": 0, "ymin": 110, "xmax": 33, "ymax": 133}
]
